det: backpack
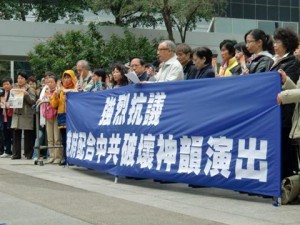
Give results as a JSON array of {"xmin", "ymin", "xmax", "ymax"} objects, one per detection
[
  {"xmin": 41, "ymin": 102, "xmax": 57, "ymax": 120},
  {"xmin": 281, "ymin": 175, "xmax": 300, "ymax": 204}
]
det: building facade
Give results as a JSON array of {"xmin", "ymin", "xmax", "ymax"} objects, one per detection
[
  {"xmin": 213, "ymin": 0, "xmax": 299, "ymax": 34},
  {"xmin": 226, "ymin": 0, "xmax": 299, "ymax": 23}
]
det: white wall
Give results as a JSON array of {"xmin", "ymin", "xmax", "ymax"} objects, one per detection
[{"xmin": 0, "ymin": 19, "xmax": 244, "ymax": 62}]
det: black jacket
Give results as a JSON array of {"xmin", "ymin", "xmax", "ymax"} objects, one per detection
[
  {"xmin": 184, "ymin": 60, "xmax": 197, "ymax": 80},
  {"xmin": 270, "ymin": 53, "xmax": 300, "ymax": 128},
  {"xmin": 194, "ymin": 65, "xmax": 215, "ymax": 79},
  {"xmin": 137, "ymin": 71, "xmax": 149, "ymax": 82},
  {"xmin": 270, "ymin": 54, "xmax": 300, "ymax": 83},
  {"xmin": 248, "ymin": 54, "xmax": 274, "ymax": 74}
]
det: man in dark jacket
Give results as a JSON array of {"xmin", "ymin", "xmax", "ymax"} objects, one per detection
[
  {"xmin": 130, "ymin": 57, "xmax": 149, "ymax": 82},
  {"xmin": 176, "ymin": 43, "xmax": 197, "ymax": 80}
]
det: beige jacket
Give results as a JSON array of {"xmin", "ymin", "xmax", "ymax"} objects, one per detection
[
  {"xmin": 279, "ymin": 76, "xmax": 300, "ymax": 139},
  {"xmin": 11, "ymin": 84, "xmax": 36, "ymax": 130}
]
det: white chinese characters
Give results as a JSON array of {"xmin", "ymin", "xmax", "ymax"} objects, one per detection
[
  {"xmin": 67, "ymin": 131, "xmax": 269, "ymax": 182},
  {"xmin": 98, "ymin": 92, "xmax": 166, "ymax": 126}
]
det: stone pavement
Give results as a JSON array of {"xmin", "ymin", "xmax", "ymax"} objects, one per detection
[{"xmin": 0, "ymin": 158, "xmax": 299, "ymax": 225}]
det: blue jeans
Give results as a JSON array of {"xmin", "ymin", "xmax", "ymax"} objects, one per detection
[{"xmin": 32, "ymin": 127, "xmax": 46, "ymax": 158}]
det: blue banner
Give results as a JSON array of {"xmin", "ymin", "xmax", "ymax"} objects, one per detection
[{"xmin": 66, "ymin": 72, "xmax": 281, "ymax": 197}]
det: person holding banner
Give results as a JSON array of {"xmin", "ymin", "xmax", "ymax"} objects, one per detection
[
  {"xmin": 277, "ymin": 70, "xmax": 300, "ymax": 178},
  {"xmin": 294, "ymin": 42, "xmax": 300, "ymax": 59},
  {"xmin": 11, "ymin": 70, "xmax": 36, "ymax": 160},
  {"xmin": 50, "ymin": 70, "xmax": 77, "ymax": 165},
  {"xmin": 271, "ymin": 27, "xmax": 300, "ymax": 180}
]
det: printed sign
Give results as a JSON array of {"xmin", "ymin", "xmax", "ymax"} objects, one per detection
[
  {"xmin": 8, "ymin": 89, "xmax": 24, "ymax": 108},
  {"xmin": 66, "ymin": 72, "xmax": 281, "ymax": 197}
]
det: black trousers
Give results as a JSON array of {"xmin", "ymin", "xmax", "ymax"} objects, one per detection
[
  {"xmin": 60, "ymin": 128, "xmax": 66, "ymax": 159},
  {"xmin": 3, "ymin": 121, "xmax": 13, "ymax": 154},
  {"xmin": 12, "ymin": 129, "xmax": 35, "ymax": 158},
  {"xmin": 281, "ymin": 127, "xmax": 299, "ymax": 180}
]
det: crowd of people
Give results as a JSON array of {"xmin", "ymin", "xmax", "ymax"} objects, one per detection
[{"xmin": 0, "ymin": 27, "xmax": 300, "ymax": 178}]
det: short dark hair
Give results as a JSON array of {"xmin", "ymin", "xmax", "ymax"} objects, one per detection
[
  {"xmin": 176, "ymin": 43, "xmax": 192, "ymax": 54},
  {"xmin": 17, "ymin": 70, "xmax": 28, "ymax": 80},
  {"xmin": 234, "ymin": 42, "xmax": 252, "ymax": 58},
  {"xmin": 273, "ymin": 27, "xmax": 299, "ymax": 53},
  {"xmin": 219, "ymin": 40, "xmax": 237, "ymax": 57},
  {"xmin": 193, "ymin": 47, "xmax": 213, "ymax": 65},
  {"xmin": 130, "ymin": 57, "xmax": 145, "ymax": 66},
  {"xmin": 93, "ymin": 68, "xmax": 107, "ymax": 81},
  {"xmin": 28, "ymin": 76, "xmax": 37, "ymax": 83},
  {"xmin": 47, "ymin": 74, "xmax": 58, "ymax": 82},
  {"xmin": 1, "ymin": 77, "xmax": 13, "ymax": 85}
]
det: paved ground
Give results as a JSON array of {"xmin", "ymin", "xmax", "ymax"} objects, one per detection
[{"xmin": 0, "ymin": 158, "xmax": 299, "ymax": 225}]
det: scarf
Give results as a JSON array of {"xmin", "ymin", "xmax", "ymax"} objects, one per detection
[{"xmin": 63, "ymin": 82, "xmax": 74, "ymax": 89}]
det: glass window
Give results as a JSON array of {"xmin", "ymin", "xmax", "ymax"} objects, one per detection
[
  {"xmin": 291, "ymin": 0, "xmax": 299, "ymax": 7},
  {"xmin": 244, "ymin": 4, "xmax": 255, "ymax": 19},
  {"xmin": 280, "ymin": 0, "xmax": 290, "ymax": 7},
  {"xmin": 0, "ymin": 61, "xmax": 11, "ymax": 79},
  {"xmin": 258, "ymin": 21, "xmax": 277, "ymax": 35},
  {"xmin": 268, "ymin": 6, "xmax": 279, "ymax": 20},
  {"xmin": 291, "ymin": 8, "xmax": 299, "ymax": 21},
  {"xmin": 244, "ymin": 0, "xmax": 255, "ymax": 4},
  {"xmin": 279, "ymin": 7, "xmax": 290, "ymax": 21},
  {"xmin": 258, "ymin": 0, "xmax": 267, "ymax": 4},
  {"xmin": 232, "ymin": 3, "xmax": 244, "ymax": 18},
  {"xmin": 256, "ymin": 5, "xmax": 267, "ymax": 20},
  {"xmin": 268, "ymin": 0, "xmax": 279, "ymax": 6},
  {"xmin": 231, "ymin": 0, "xmax": 241, "ymax": 3}
]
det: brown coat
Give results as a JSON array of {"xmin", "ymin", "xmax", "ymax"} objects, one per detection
[{"xmin": 11, "ymin": 84, "xmax": 36, "ymax": 130}]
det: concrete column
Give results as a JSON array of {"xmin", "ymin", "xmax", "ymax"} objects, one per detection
[{"xmin": 10, "ymin": 61, "xmax": 14, "ymax": 84}]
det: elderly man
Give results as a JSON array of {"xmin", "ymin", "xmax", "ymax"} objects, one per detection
[
  {"xmin": 152, "ymin": 40, "xmax": 183, "ymax": 82},
  {"xmin": 76, "ymin": 60, "xmax": 93, "ymax": 91},
  {"xmin": 130, "ymin": 57, "xmax": 148, "ymax": 82}
]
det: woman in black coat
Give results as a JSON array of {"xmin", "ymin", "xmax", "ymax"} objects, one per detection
[
  {"xmin": 192, "ymin": 47, "xmax": 215, "ymax": 79},
  {"xmin": 270, "ymin": 27, "xmax": 300, "ymax": 180}
]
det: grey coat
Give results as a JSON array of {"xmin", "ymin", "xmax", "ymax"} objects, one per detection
[
  {"xmin": 279, "ymin": 76, "xmax": 300, "ymax": 139},
  {"xmin": 11, "ymin": 84, "xmax": 36, "ymax": 130}
]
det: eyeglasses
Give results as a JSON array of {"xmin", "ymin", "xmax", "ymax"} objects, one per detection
[{"xmin": 157, "ymin": 48, "xmax": 169, "ymax": 52}]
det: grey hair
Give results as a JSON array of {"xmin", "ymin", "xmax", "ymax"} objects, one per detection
[
  {"xmin": 76, "ymin": 60, "xmax": 90, "ymax": 70},
  {"xmin": 161, "ymin": 40, "xmax": 176, "ymax": 52}
]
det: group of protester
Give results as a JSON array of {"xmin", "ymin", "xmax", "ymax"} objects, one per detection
[{"xmin": 0, "ymin": 27, "xmax": 300, "ymax": 178}]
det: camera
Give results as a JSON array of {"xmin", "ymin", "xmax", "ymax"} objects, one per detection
[{"xmin": 0, "ymin": 88, "xmax": 4, "ymax": 97}]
